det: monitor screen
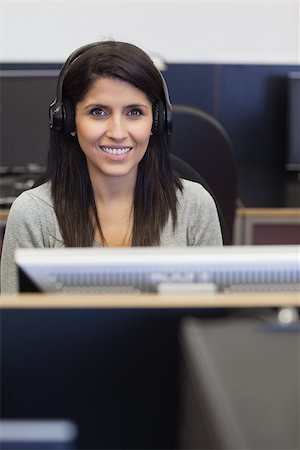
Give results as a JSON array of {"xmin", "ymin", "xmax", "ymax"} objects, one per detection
[
  {"xmin": 15, "ymin": 245, "xmax": 300, "ymax": 294},
  {"xmin": 0, "ymin": 70, "xmax": 59, "ymax": 169},
  {"xmin": 286, "ymin": 72, "xmax": 300, "ymax": 171}
]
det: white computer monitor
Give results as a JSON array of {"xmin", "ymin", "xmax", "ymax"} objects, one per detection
[{"xmin": 15, "ymin": 245, "xmax": 300, "ymax": 294}]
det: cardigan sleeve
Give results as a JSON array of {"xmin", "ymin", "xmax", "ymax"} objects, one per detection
[{"xmin": 0, "ymin": 189, "xmax": 53, "ymax": 293}]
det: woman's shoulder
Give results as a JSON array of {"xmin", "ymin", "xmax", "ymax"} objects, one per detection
[
  {"xmin": 8, "ymin": 182, "xmax": 53, "ymax": 220},
  {"xmin": 179, "ymin": 178, "xmax": 215, "ymax": 203},
  {"xmin": 11, "ymin": 182, "xmax": 53, "ymax": 208}
]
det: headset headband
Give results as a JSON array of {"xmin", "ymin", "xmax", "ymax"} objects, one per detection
[{"xmin": 49, "ymin": 42, "xmax": 172, "ymax": 135}]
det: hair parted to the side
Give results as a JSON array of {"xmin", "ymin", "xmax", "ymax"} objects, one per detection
[{"xmin": 42, "ymin": 40, "xmax": 182, "ymax": 247}]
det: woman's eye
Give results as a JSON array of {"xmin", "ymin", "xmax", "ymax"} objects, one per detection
[
  {"xmin": 128, "ymin": 108, "xmax": 143, "ymax": 117},
  {"xmin": 90, "ymin": 108, "xmax": 106, "ymax": 117}
]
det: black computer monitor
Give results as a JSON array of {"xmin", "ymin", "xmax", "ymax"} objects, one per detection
[
  {"xmin": 0, "ymin": 305, "xmax": 193, "ymax": 449},
  {"xmin": 0, "ymin": 70, "xmax": 58, "ymax": 169},
  {"xmin": 286, "ymin": 72, "xmax": 300, "ymax": 172}
]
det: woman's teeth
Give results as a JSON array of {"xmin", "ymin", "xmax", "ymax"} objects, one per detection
[{"xmin": 101, "ymin": 147, "xmax": 131, "ymax": 155}]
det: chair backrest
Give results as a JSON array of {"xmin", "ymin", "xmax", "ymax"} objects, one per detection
[
  {"xmin": 170, "ymin": 154, "xmax": 231, "ymax": 245},
  {"xmin": 169, "ymin": 104, "xmax": 238, "ymax": 245}
]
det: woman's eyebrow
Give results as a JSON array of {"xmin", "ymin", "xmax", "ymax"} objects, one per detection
[
  {"xmin": 83, "ymin": 103, "xmax": 108, "ymax": 110},
  {"xmin": 126, "ymin": 103, "xmax": 149, "ymax": 108},
  {"xmin": 82, "ymin": 102, "xmax": 150, "ymax": 111}
]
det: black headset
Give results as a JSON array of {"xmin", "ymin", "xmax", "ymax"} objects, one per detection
[{"xmin": 49, "ymin": 42, "xmax": 172, "ymax": 136}]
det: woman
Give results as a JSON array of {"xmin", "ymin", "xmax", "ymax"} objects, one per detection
[{"xmin": 1, "ymin": 40, "xmax": 222, "ymax": 293}]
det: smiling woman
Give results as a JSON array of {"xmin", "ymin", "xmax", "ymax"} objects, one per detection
[{"xmin": 0, "ymin": 40, "xmax": 223, "ymax": 293}]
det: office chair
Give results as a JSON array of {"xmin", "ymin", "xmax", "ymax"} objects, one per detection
[
  {"xmin": 170, "ymin": 154, "xmax": 230, "ymax": 245},
  {"xmin": 169, "ymin": 104, "xmax": 238, "ymax": 245}
]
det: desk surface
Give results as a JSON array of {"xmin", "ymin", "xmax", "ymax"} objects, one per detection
[
  {"xmin": 0, "ymin": 292, "xmax": 299, "ymax": 308},
  {"xmin": 236, "ymin": 207, "xmax": 300, "ymax": 218}
]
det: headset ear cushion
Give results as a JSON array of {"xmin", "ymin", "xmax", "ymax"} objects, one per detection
[
  {"xmin": 152, "ymin": 103, "xmax": 159, "ymax": 135},
  {"xmin": 152, "ymin": 101, "xmax": 166, "ymax": 136},
  {"xmin": 62, "ymin": 99, "xmax": 75, "ymax": 134}
]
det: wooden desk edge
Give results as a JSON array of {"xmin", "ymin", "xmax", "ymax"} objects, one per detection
[
  {"xmin": 0, "ymin": 210, "xmax": 9, "ymax": 222},
  {"xmin": 236, "ymin": 207, "xmax": 300, "ymax": 218},
  {"xmin": 0, "ymin": 292, "xmax": 299, "ymax": 308}
]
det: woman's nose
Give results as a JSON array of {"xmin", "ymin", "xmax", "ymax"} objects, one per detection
[{"xmin": 105, "ymin": 115, "xmax": 128, "ymax": 140}]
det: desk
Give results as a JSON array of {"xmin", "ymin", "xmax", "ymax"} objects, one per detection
[
  {"xmin": 234, "ymin": 207, "xmax": 300, "ymax": 244},
  {"xmin": 1, "ymin": 293, "xmax": 299, "ymax": 450},
  {"xmin": 1, "ymin": 292, "xmax": 299, "ymax": 308},
  {"xmin": 0, "ymin": 210, "xmax": 9, "ymax": 222}
]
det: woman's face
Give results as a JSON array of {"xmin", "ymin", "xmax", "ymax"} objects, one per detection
[{"xmin": 75, "ymin": 77, "xmax": 153, "ymax": 182}]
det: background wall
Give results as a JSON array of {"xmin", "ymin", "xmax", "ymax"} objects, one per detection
[{"xmin": 0, "ymin": 0, "xmax": 299, "ymax": 64}]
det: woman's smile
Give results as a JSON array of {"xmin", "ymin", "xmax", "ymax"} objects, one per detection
[{"xmin": 98, "ymin": 145, "xmax": 133, "ymax": 160}]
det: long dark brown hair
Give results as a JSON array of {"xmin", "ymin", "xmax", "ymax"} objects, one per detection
[{"xmin": 41, "ymin": 40, "xmax": 182, "ymax": 246}]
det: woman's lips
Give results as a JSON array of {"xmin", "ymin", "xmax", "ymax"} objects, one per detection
[
  {"xmin": 99, "ymin": 146, "xmax": 133, "ymax": 161},
  {"xmin": 100, "ymin": 146, "xmax": 132, "ymax": 155}
]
